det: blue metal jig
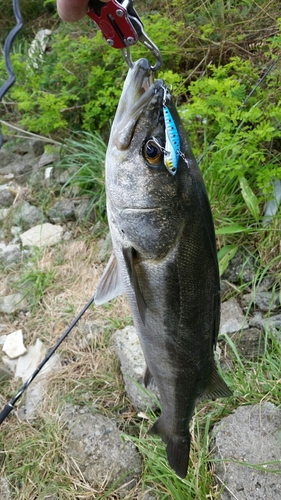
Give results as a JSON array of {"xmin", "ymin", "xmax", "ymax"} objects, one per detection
[{"xmin": 162, "ymin": 86, "xmax": 180, "ymax": 175}]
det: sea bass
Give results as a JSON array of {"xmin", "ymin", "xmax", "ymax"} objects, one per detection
[{"xmin": 95, "ymin": 58, "xmax": 232, "ymax": 478}]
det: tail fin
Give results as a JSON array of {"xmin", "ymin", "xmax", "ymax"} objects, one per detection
[
  {"xmin": 148, "ymin": 417, "xmax": 190, "ymax": 478},
  {"xmin": 166, "ymin": 434, "xmax": 190, "ymax": 479}
]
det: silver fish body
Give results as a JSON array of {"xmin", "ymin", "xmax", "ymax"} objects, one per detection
[{"xmin": 95, "ymin": 58, "xmax": 231, "ymax": 478}]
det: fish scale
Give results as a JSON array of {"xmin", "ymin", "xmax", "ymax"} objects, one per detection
[{"xmin": 94, "ymin": 58, "xmax": 232, "ymax": 478}]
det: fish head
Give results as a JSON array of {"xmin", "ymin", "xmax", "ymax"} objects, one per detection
[{"xmin": 106, "ymin": 58, "xmax": 201, "ymax": 258}]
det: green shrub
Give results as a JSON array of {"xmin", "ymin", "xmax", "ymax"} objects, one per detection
[
  {"xmin": 179, "ymin": 55, "xmax": 281, "ymax": 207},
  {"xmin": 0, "ymin": 13, "xmax": 185, "ymax": 139}
]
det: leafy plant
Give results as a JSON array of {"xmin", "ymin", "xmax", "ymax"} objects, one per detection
[{"xmin": 179, "ymin": 55, "xmax": 281, "ymax": 220}]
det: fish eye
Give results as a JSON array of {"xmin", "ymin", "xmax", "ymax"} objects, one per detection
[{"xmin": 142, "ymin": 138, "xmax": 164, "ymax": 166}]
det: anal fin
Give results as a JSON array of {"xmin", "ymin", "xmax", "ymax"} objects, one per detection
[{"xmin": 204, "ymin": 365, "xmax": 232, "ymax": 400}]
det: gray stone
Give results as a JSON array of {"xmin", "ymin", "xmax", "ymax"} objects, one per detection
[
  {"xmin": 28, "ymin": 139, "xmax": 45, "ymax": 157},
  {"xmin": 9, "ymin": 155, "xmax": 38, "ymax": 185},
  {"xmin": 0, "ymin": 208, "xmax": 10, "ymax": 222},
  {"xmin": 0, "ymin": 188, "xmax": 15, "ymax": 207},
  {"xmin": 0, "ymin": 363, "xmax": 13, "ymax": 382},
  {"xmin": 242, "ymin": 290, "xmax": 280, "ymax": 312},
  {"xmin": 96, "ymin": 235, "xmax": 112, "ymax": 262},
  {"xmin": 0, "ymin": 477, "xmax": 11, "ymax": 500},
  {"xmin": 38, "ymin": 151, "xmax": 60, "ymax": 168},
  {"xmin": 220, "ymin": 298, "xmax": 248, "ymax": 336},
  {"xmin": 47, "ymin": 199, "xmax": 76, "ymax": 223},
  {"xmin": 0, "ymin": 244, "xmax": 21, "ymax": 266},
  {"xmin": 11, "ymin": 201, "xmax": 45, "ymax": 230},
  {"xmin": 20, "ymin": 223, "xmax": 63, "ymax": 247},
  {"xmin": 61, "ymin": 404, "xmax": 142, "ymax": 492},
  {"xmin": 51, "ymin": 168, "xmax": 72, "ymax": 185},
  {"xmin": 0, "ymin": 293, "xmax": 25, "ymax": 313},
  {"xmin": 222, "ymin": 249, "xmax": 255, "ymax": 284},
  {"xmin": 212, "ymin": 403, "xmax": 281, "ymax": 499},
  {"xmin": 249, "ymin": 314, "xmax": 281, "ymax": 332},
  {"xmin": 112, "ymin": 326, "xmax": 159, "ymax": 411},
  {"xmin": 0, "ymin": 174, "xmax": 14, "ymax": 185},
  {"xmin": 16, "ymin": 339, "xmax": 61, "ymax": 420},
  {"xmin": 0, "ymin": 149, "xmax": 21, "ymax": 170},
  {"xmin": 73, "ymin": 199, "xmax": 96, "ymax": 223},
  {"xmin": 229, "ymin": 328, "xmax": 265, "ymax": 359},
  {"xmin": 263, "ymin": 179, "xmax": 281, "ymax": 225}
]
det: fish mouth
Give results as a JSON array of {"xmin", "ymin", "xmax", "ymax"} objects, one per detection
[{"xmin": 112, "ymin": 58, "xmax": 163, "ymax": 150}]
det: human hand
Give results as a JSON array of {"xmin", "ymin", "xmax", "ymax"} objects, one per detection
[{"xmin": 57, "ymin": 0, "xmax": 110, "ymax": 22}]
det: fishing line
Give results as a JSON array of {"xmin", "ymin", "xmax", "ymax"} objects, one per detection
[
  {"xmin": 0, "ymin": 0, "xmax": 23, "ymax": 148},
  {"xmin": 0, "ymin": 295, "xmax": 96, "ymax": 425}
]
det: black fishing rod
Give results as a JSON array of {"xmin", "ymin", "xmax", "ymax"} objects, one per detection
[
  {"xmin": 0, "ymin": 295, "xmax": 96, "ymax": 425},
  {"xmin": 0, "ymin": 0, "xmax": 23, "ymax": 148}
]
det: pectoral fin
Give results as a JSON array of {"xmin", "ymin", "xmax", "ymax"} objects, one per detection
[
  {"xmin": 122, "ymin": 247, "xmax": 147, "ymax": 324},
  {"xmin": 203, "ymin": 365, "xmax": 232, "ymax": 400},
  {"xmin": 94, "ymin": 254, "xmax": 125, "ymax": 305}
]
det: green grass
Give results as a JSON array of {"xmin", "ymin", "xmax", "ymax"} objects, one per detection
[{"xmin": 57, "ymin": 131, "xmax": 107, "ymax": 224}]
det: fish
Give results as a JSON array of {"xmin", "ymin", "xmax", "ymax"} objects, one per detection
[{"xmin": 94, "ymin": 58, "xmax": 232, "ymax": 478}]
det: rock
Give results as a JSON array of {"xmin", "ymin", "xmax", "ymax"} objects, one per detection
[
  {"xmin": 0, "ymin": 244, "xmax": 22, "ymax": 266},
  {"xmin": 263, "ymin": 179, "xmax": 281, "ymax": 225},
  {"xmin": 61, "ymin": 404, "xmax": 142, "ymax": 492},
  {"xmin": 0, "ymin": 149, "xmax": 21, "ymax": 170},
  {"xmin": 0, "ymin": 477, "xmax": 11, "ymax": 500},
  {"xmin": 20, "ymin": 223, "xmax": 63, "ymax": 247},
  {"xmin": 9, "ymin": 156, "xmax": 38, "ymax": 185},
  {"xmin": 2, "ymin": 329, "xmax": 27, "ymax": 359},
  {"xmin": 112, "ymin": 326, "xmax": 159, "ymax": 411},
  {"xmin": 73, "ymin": 199, "xmax": 96, "ymax": 223},
  {"xmin": 47, "ymin": 200, "xmax": 76, "ymax": 223},
  {"xmin": 96, "ymin": 235, "xmax": 112, "ymax": 262},
  {"xmin": 222, "ymin": 249, "xmax": 255, "ymax": 284},
  {"xmin": 242, "ymin": 290, "xmax": 280, "ymax": 312},
  {"xmin": 0, "ymin": 188, "xmax": 15, "ymax": 207},
  {"xmin": 11, "ymin": 201, "xmax": 45, "ymax": 230},
  {"xmin": 0, "ymin": 293, "xmax": 25, "ymax": 313},
  {"xmin": 0, "ymin": 362, "xmax": 13, "ymax": 382},
  {"xmin": 212, "ymin": 403, "xmax": 281, "ymax": 499},
  {"xmin": 229, "ymin": 328, "xmax": 265, "ymax": 359},
  {"xmin": 38, "ymin": 150, "xmax": 60, "ymax": 168},
  {"xmin": 0, "ymin": 208, "xmax": 10, "ymax": 223},
  {"xmin": 28, "ymin": 139, "xmax": 45, "ymax": 157},
  {"xmin": 220, "ymin": 298, "xmax": 248, "ymax": 336},
  {"xmin": 16, "ymin": 339, "xmax": 61, "ymax": 419},
  {"xmin": 249, "ymin": 314, "xmax": 281, "ymax": 332}
]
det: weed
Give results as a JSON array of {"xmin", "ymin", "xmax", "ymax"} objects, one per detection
[{"xmin": 57, "ymin": 131, "xmax": 107, "ymax": 223}]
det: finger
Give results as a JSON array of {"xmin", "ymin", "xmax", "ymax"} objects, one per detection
[{"xmin": 57, "ymin": 0, "xmax": 111, "ymax": 22}]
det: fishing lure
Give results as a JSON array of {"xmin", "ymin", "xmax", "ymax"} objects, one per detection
[{"xmin": 162, "ymin": 86, "xmax": 180, "ymax": 176}]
